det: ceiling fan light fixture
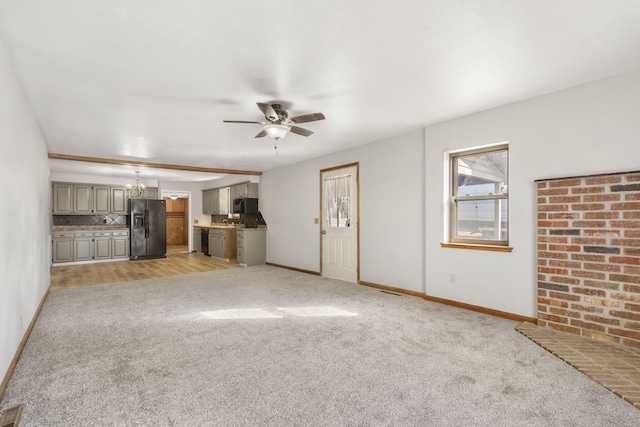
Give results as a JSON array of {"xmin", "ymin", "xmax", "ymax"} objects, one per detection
[{"xmin": 264, "ymin": 124, "xmax": 290, "ymax": 140}]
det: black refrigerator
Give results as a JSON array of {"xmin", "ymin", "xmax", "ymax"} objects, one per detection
[{"xmin": 129, "ymin": 199, "xmax": 166, "ymax": 260}]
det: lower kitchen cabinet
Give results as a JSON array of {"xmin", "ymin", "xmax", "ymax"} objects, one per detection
[
  {"xmin": 194, "ymin": 227, "xmax": 202, "ymax": 252},
  {"xmin": 208, "ymin": 228, "xmax": 237, "ymax": 261},
  {"xmin": 52, "ymin": 232, "xmax": 74, "ymax": 263},
  {"xmin": 237, "ymin": 228, "xmax": 266, "ymax": 266},
  {"xmin": 73, "ymin": 231, "xmax": 94, "ymax": 261},
  {"xmin": 112, "ymin": 231, "xmax": 129, "ymax": 258},
  {"xmin": 52, "ymin": 229, "xmax": 129, "ymax": 263},
  {"xmin": 94, "ymin": 231, "xmax": 112, "ymax": 259}
]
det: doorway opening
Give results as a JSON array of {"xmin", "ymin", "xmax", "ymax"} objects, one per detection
[
  {"xmin": 162, "ymin": 190, "xmax": 191, "ymax": 254},
  {"xmin": 320, "ymin": 163, "xmax": 359, "ymax": 282}
]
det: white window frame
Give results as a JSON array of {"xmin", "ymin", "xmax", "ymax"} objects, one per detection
[{"xmin": 449, "ymin": 144, "xmax": 509, "ymax": 247}]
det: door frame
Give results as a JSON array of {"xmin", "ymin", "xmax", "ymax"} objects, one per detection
[{"xmin": 319, "ymin": 162, "xmax": 360, "ymax": 282}]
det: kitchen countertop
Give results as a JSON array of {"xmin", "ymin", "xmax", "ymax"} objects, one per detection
[
  {"xmin": 195, "ymin": 223, "xmax": 243, "ymax": 229},
  {"xmin": 194, "ymin": 224, "xmax": 266, "ymax": 230},
  {"xmin": 52, "ymin": 225, "xmax": 129, "ymax": 231}
]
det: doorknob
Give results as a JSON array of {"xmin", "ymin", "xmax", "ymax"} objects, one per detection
[{"xmin": 322, "ymin": 230, "xmax": 326, "ymax": 234}]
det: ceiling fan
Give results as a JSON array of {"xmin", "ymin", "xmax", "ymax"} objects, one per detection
[{"xmin": 223, "ymin": 102, "xmax": 325, "ymax": 141}]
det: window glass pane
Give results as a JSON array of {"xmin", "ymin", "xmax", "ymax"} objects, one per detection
[
  {"xmin": 324, "ymin": 175, "xmax": 351, "ymax": 228},
  {"xmin": 456, "ymin": 199, "xmax": 508, "ymax": 241},
  {"xmin": 456, "ymin": 150, "xmax": 507, "ymax": 196}
]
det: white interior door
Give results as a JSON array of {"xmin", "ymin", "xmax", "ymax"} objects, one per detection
[{"xmin": 321, "ymin": 164, "xmax": 358, "ymax": 282}]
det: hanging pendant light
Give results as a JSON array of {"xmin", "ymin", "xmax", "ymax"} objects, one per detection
[{"xmin": 127, "ymin": 171, "xmax": 145, "ymax": 197}]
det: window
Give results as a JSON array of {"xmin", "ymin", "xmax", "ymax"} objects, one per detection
[
  {"xmin": 449, "ymin": 145, "xmax": 508, "ymax": 247},
  {"xmin": 323, "ymin": 174, "xmax": 351, "ymax": 228}
]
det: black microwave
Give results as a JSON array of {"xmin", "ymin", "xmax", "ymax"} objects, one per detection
[{"xmin": 233, "ymin": 198, "xmax": 258, "ymax": 214}]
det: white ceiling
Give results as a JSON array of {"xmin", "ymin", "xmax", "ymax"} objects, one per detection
[{"xmin": 1, "ymin": 1, "xmax": 640, "ymax": 181}]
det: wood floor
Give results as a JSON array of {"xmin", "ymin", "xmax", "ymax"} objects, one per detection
[
  {"xmin": 50, "ymin": 252, "xmax": 239, "ymax": 289},
  {"xmin": 166, "ymin": 244, "xmax": 189, "ymax": 254}
]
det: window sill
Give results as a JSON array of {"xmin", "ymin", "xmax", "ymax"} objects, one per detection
[{"xmin": 440, "ymin": 242, "xmax": 513, "ymax": 252}]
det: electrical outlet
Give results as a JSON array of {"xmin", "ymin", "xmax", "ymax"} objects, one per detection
[{"xmin": 449, "ymin": 273, "xmax": 456, "ymax": 283}]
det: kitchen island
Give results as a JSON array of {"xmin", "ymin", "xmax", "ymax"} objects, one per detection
[{"xmin": 193, "ymin": 224, "xmax": 266, "ymax": 265}]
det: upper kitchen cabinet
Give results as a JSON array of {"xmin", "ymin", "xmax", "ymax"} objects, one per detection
[
  {"xmin": 211, "ymin": 189, "xmax": 220, "ymax": 214},
  {"xmin": 53, "ymin": 183, "xmax": 93, "ymax": 214},
  {"xmin": 203, "ymin": 182, "xmax": 259, "ymax": 215},
  {"xmin": 111, "ymin": 187, "xmax": 128, "ymax": 214},
  {"xmin": 52, "ymin": 183, "xmax": 73, "ymax": 213},
  {"xmin": 144, "ymin": 188, "xmax": 158, "ymax": 199},
  {"xmin": 74, "ymin": 184, "xmax": 93, "ymax": 213},
  {"xmin": 202, "ymin": 188, "xmax": 221, "ymax": 215},
  {"xmin": 202, "ymin": 189, "xmax": 213, "ymax": 215},
  {"xmin": 53, "ymin": 182, "xmax": 146, "ymax": 214},
  {"xmin": 128, "ymin": 187, "xmax": 158, "ymax": 200},
  {"xmin": 233, "ymin": 183, "xmax": 258, "ymax": 199},
  {"xmin": 219, "ymin": 187, "xmax": 230, "ymax": 215},
  {"xmin": 93, "ymin": 186, "xmax": 111, "ymax": 214}
]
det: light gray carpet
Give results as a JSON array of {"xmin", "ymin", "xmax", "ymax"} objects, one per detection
[{"xmin": 2, "ymin": 265, "xmax": 639, "ymax": 426}]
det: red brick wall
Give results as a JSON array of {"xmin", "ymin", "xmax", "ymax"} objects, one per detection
[{"xmin": 537, "ymin": 172, "xmax": 640, "ymax": 349}]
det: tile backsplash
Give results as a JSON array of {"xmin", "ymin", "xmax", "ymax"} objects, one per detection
[
  {"xmin": 53, "ymin": 214, "xmax": 127, "ymax": 226},
  {"xmin": 210, "ymin": 213, "xmax": 267, "ymax": 228}
]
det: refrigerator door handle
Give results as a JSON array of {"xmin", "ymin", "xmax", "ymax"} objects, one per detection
[{"xmin": 145, "ymin": 209, "xmax": 149, "ymax": 239}]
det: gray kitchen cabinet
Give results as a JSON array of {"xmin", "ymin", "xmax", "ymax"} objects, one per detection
[
  {"xmin": 237, "ymin": 228, "xmax": 266, "ymax": 266},
  {"xmin": 211, "ymin": 189, "xmax": 220, "ymax": 214},
  {"xmin": 111, "ymin": 187, "xmax": 128, "ymax": 214},
  {"xmin": 112, "ymin": 231, "xmax": 129, "ymax": 258},
  {"xmin": 52, "ymin": 229, "xmax": 129, "ymax": 263},
  {"xmin": 94, "ymin": 231, "xmax": 112, "ymax": 259},
  {"xmin": 194, "ymin": 227, "xmax": 202, "ymax": 252},
  {"xmin": 234, "ymin": 182, "xmax": 259, "ymax": 199},
  {"xmin": 219, "ymin": 187, "xmax": 230, "ymax": 215},
  {"xmin": 209, "ymin": 229, "xmax": 225, "ymax": 258},
  {"xmin": 52, "ymin": 183, "xmax": 74, "ymax": 214},
  {"xmin": 202, "ymin": 188, "xmax": 222, "ymax": 215},
  {"xmin": 128, "ymin": 187, "xmax": 158, "ymax": 200},
  {"xmin": 203, "ymin": 183, "xmax": 258, "ymax": 216},
  {"xmin": 74, "ymin": 185, "xmax": 94, "ymax": 214},
  {"xmin": 93, "ymin": 186, "xmax": 111, "ymax": 214},
  {"xmin": 144, "ymin": 188, "xmax": 158, "ymax": 199},
  {"xmin": 73, "ymin": 231, "xmax": 93, "ymax": 261},
  {"xmin": 52, "ymin": 231, "xmax": 74, "ymax": 263},
  {"xmin": 209, "ymin": 228, "xmax": 237, "ymax": 260},
  {"xmin": 53, "ymin": 183, "xmax": 94, "ymax": 214},
  {"xmin": 202, "ymin": 189, "xmax": 213, "ymax": 215},
  {"xmin": 54, "ymin": 182, "xmax": 131, "ymax": 214}
]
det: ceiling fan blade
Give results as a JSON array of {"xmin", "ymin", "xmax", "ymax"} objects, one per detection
[
  {"xmin": 256, "ymin": 102, "xmax": 278, "ymax": 121},
  {"xmin": 223, "ymin": 120, "xmax": 262, "ymax": 124},
  {"xmin": 290, "ymin": 112, "xmax": 325, "ymax": 124},
  {"xmin": 289, "ymin": 126, "xmax": 314, "ymax": 137},
  {"xmin": 255, "ymin": 130, "xmax": 267, "ymax": 138}
]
